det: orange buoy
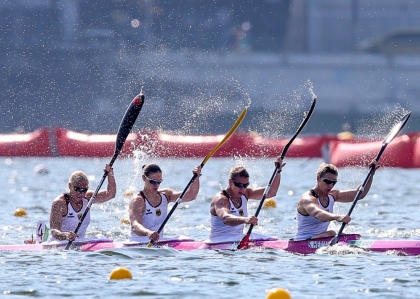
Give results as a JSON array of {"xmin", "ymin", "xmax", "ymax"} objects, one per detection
[
  {"xmin": 263, "ymin": 198, "xmax": 277, "ymax": 208},
  {"xmin": 109, "ymin": 267, "xmax": 133, "ymax": 280},
  {"xmin": 121, "ymin": 216, "xmax": 130, "ymax": 225},
  {"xmin": 14, "ymin": 208, "xmax": 27, "ymax": 217},
  {"xmin": 266, "ymin": 288, "xmax": 292, "ymax": 299}
]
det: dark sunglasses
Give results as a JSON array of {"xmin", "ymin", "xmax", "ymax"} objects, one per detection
[
  {"xmin": 146, "ymin": 176, "xmax": 163, "ymax": 185},
  {"xmin": 233, "ymin": 181, "xmax": 250, "ymax": 188},
  {"xmin": 322, "ymin": 178, "xmax": 337, "ymax": 186},
  {"xmin": 74, "ymin": 186, "xmax": 88, "ymax": 193}
]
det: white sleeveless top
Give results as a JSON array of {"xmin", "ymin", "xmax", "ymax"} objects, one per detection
[
  {"xmin": 62, "ymin": 197, "xmax": 90, "ymax": 238},
  {"xmin": 209, "ymin": 192, "xmax": 248, "ymax": 243},
  {"xmin": 294, "ymin": 193, "xmax": 335, "ymax": 241},
  {"xmin": 47, "ymin": 196, "xmax": 90, "ymax": 242},
  {"xmin": 129, "ymin": 192, "xmax": 169, "ymax": 243}
]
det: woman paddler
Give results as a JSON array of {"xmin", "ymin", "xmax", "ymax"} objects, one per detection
[
  {"xmin": 48, "ymin": 164, "xmax": 116, "ymax": 241},
  {"xmin": 208, "ymin": 156, "xmax": 284, "ymax": 243},
  {"xmin": 128, "ymin": 163, "xmax": 201, "ymax": 243}
]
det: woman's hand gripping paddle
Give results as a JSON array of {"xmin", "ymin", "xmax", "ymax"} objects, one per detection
[
  {"xmin": 147, "ymin": 107, "xmax": 248, "ymax": 247},
  {"xmin": 237, "ymin": 98, "xmax": 317, "ymax": 250},
  {"xmin": 329, "ymin": 111, "xmax": 411, "ymax": 246},
  {"xmin": 65, "ymin": 90, "xmax": 145, "ymax": 250}
]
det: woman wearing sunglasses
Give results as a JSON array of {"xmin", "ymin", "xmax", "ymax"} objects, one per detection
[
  {"xmin": 208, "ymin": 157, "xmax": 285, "ymax": 243},
  {"xmin": 294, "ymin": 160, "xmax": 379, "ymax": 241},
  {"xmin": 49, "ymin": 164, "xmax": 116, "ymax": 242},
  {"xmin": 129, "ymin": 163, "xmax": 201, "ymax": 243}
]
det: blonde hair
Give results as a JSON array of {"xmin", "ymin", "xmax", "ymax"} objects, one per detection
[
  {"xmin": 316, "ymin": 163, "xmax": 338, "ymax": 178},
  {"xmin": 69, "ymin": 171, "xmax": 88, "ymax": 185}
]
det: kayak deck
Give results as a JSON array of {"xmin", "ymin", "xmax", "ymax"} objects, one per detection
[
  {"xmin": 81, "ymin": 234, "xmax": 361, "ymax": 254},
  {"xmin": 2, "ymin": 234, "xmax": 420, "ymax": 256}
]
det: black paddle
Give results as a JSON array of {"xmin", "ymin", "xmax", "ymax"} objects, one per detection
[
  {"xmin": 237, "ymin": 98, "xmax": 317, "ymax": 250},
  {"xmin": 147, "ymin": 107, "xmax": 248, "ymax": 247},
  {"xmin": 329, "ymin": 111, "xmax": 411, "ymax": 246},
  {"xmin": 65, "ymin": 90, "xmax": 145, "ymax": 250}
]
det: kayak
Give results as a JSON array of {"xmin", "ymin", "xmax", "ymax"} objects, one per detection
[
  {"xmin": 81, "ymin": 234, "xmax": 360, "ymax": 254},
  {"xmin": 1, "ymin": 234, "xmax": 420, "ymax": 255},
  {"xmin": 348, "ymin": 239, "xmax": 420, "ymax": 256},
  {"xmin": 0, "ymin": 234, "xmax": 354, "ymax": 254},
  {"xmin": 0, "ymin": 234, "xmax": 359, "ymax": 254}
]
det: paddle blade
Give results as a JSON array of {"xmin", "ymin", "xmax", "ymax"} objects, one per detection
[
  {"xmin": 115, "ymin": 90, "xmax": 145, "ymax": 156},
  {"xmin": 280, "ymin": 97, "xmax": 316, "ymax": 159},
  {"xmin": 383, "ymin": 111, "xmax": 411, "ymax": 146},
  {"xmin": 329, "ymin": 235, "xmax": 339, "ymax": 246},
  {"xmin": 65, "ymin": 90, "xmax": 145, "ymax": 250},
  {"xmin": 202, "ymin": 107, "xmax": 247, "ymax": 165},
  {"xmin": 237, "ymin": 234, "xmax": 251, "ymax": 250},
  {"xmin": 331, "ymin": 110, "xmax": 411, "ymax": 246}
]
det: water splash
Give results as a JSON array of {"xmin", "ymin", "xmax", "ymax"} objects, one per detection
[{"xmin": 248, "ymin": 79, "xmax": 315, "ymax": 138}]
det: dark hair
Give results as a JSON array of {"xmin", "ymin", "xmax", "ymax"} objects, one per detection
[
  {"xmin": 142, "ymin": 164, "xmax": 162, "ymax": 176},
  {"xmin": 229, "ymin": 166, "xmax": 249, "ymax": 180}
]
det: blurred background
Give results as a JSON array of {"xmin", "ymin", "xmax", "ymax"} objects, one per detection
[{"xmin": 1, "ymin": 0, "xmax": 420, "ymax": 134}]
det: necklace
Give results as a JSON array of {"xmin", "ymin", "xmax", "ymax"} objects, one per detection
[{"xmin": 223, "ymin": 189, "xmax": 241, "ymax": 207}]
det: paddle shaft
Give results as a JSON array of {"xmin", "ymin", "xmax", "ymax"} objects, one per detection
[
  {"xmin": 155, "ymin": 164, "xmax": 202, "ymax": 236},
  {"xmin": 334, "ymin": 162, "xmax": 376, "ymax": 240},
  {"xmin": 330, "ymin": 111, "xmax": 411, "ymax": 245},
  {"xmin": 237, "ymin": 98, "xmax": 317, "ymax": 249},
  {"xmin": 147, "ymin": 107, "xmax": 247, "ymax": 247},
  {"xmin": 65, "ymin": 91, "xmax": 145, "ymax": 250}
]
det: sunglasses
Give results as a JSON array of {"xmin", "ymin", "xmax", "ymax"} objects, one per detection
[
  {"xmin": 233, "ymin": 181, "xmax": 250, "ymax": 189},
  {"xmin": 145, "ymin": 176, "xmax": 163, "ymax": 185},
  {"xmin": 74, "ymin": 186, "xmax": 88, "ymax": 193},
  {"xmin": 321, "ymin": 178, "xmax": 337, "ymax": 186}
]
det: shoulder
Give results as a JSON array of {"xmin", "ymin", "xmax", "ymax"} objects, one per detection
[
  {"xmin": 328, "ymin": 189, "xmax": 339, "ymax": 200},
  {"xmin": 299, "ymin": 191, "xmax": 317, "ymax": 205},
  {"xmin": 129, "ymin": 194, "xmax": 146, "ymax": 210},
  {"xmin": 52, "ymin": 194, "xmax": 67, "ymax": 205},
  {"xmin": 299, "ymin": 190, "xmax": 313, "ymax": 200},
  {"xmin": 213, "ymin": 190, "xmax": 228, "ymax": 200},
  {"xmin": 158, "ymin": 188, "xmax": 174, "ymax": 196},
  {"xmin": 131, "ymin": 193, "xmax": 145, "ymax": 203},
  {"xmin": 84, "ymin": 191, "xmax": 94, "ymax": 199},
  {"xmin": 241, "ymin": 188, "xmax": 253, "ymax": 199},
  {"xmin": 212, "ymin": 191, "xmax": 229, "ymax": 205}
]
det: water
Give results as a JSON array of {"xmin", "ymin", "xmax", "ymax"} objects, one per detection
[{"xmin": 2, "ymin": 157, "xmax": 420, "ymax": 298}]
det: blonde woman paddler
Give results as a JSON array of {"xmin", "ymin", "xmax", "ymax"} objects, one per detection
[
  {"xmin": 209, "ymin": 156, "xmax": 285, "ymax": 243},
  {"xmin": 49, "ymin": 164, "xmax": 116, "ymax": 241}
]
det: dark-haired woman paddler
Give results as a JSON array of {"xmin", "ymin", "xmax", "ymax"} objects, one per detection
[{"xmin": 128, "ymin": 163, "xmax": 201, "ymax": 243}]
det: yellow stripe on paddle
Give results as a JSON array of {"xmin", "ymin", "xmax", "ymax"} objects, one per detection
[
  {"xmin": 202, "ymin": 107, "xmax": 247, "ymax": 165},
  {"xmin": 146, "ymin": 107, "xmax": 247, "ymax": 248}
]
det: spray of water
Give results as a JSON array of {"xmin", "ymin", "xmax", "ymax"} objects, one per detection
[{"xmin": 248, "ymin": 79, "xmax": 315, "ymax": 138}]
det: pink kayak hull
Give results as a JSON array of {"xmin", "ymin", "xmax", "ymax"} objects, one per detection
[
  {"xmin": 349, "ymin": 239, "xmax": 420, "ymax": 256},
  {"xmin": 2, "ymin": 235, "xmax": 420, "ymax": 256},
  {"xmin": 81, "ymin": 234, "xmax": 360, "ymax": 254}
]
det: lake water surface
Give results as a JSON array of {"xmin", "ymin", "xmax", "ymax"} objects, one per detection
[{"xmin": 1, "ymin": 157, "xmax": 420, "ymax": 298}]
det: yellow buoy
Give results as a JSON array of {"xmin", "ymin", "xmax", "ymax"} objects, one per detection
[
  {"xmin": 263, "ymin": 198, "xmax": 277, "ymax": 208},
  {"xmin": 266, "ymin": 288, "xmax": 292, "ymax": 299},
  {"xmin": 124, "ymin": 190, "xmax": 134, "ymax": 197},
  {"xmin": 337, "ymin": 131, "xmax": 355, "ymax": 140},
  {"xmin": 121, "ymin": 216, "xmax": 130, "ymax": 225},
  {"xmin": 14, "ymin": 208, "xmax": 27, "ymax": 217},
  {"xmin": 109, "ymin": 267, "xmax": 133, "ymax": 280}
]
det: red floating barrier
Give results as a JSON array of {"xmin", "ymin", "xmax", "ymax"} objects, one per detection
[
  {"xmin": 0, "ymin": 127, "xmax": 51, "ymax": 157},
  {"xmin": 329, "ymin": 134, "xmax": 415, "ymax": 168},
  {"xmin": 54, "ymin": 128, "xmax": 138, "ymax": 157},
  {"xmin": 249, "ymin": 135, "xmax": 336, "ymax": 158}
]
